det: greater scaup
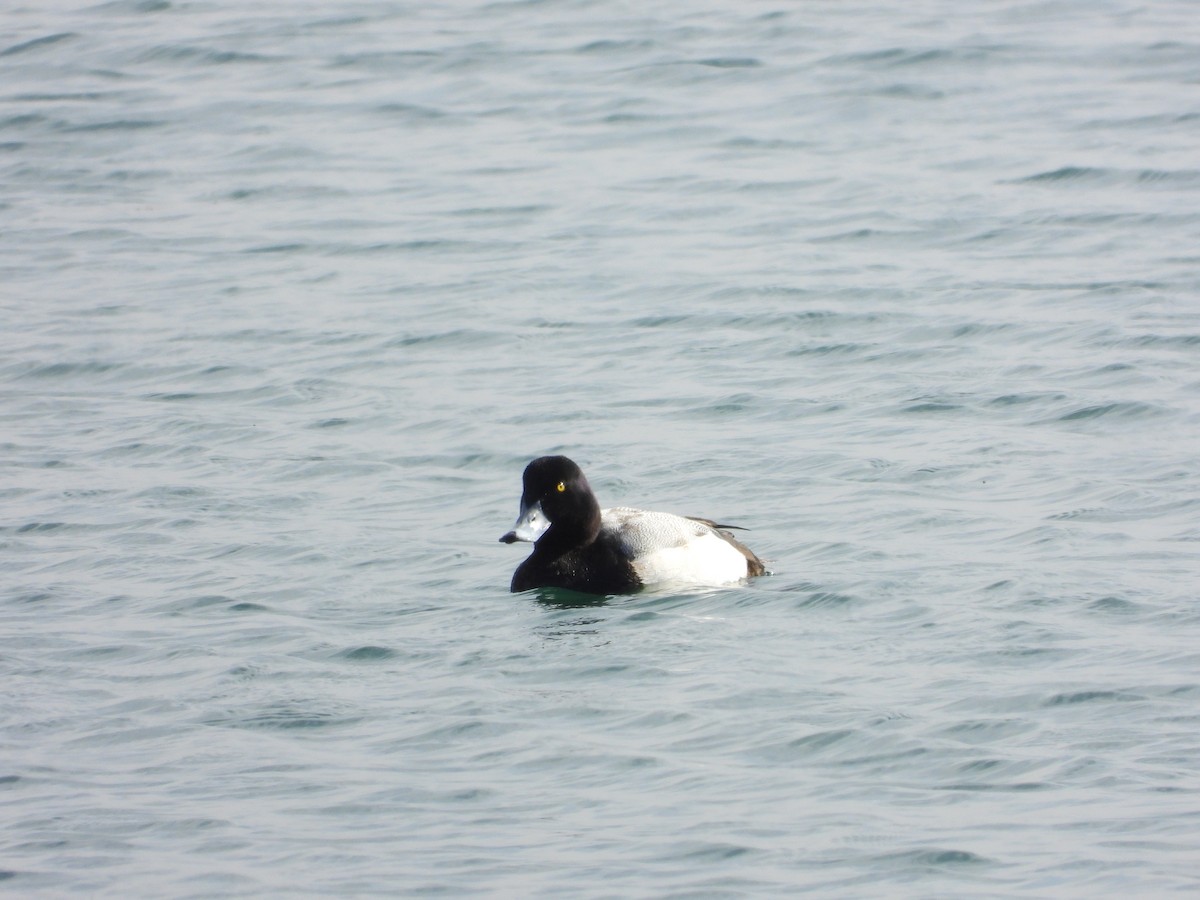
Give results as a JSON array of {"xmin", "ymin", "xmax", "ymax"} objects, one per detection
[{"xmin": 499, "ymin": 455, "xmax": 766, "ymax": 594}]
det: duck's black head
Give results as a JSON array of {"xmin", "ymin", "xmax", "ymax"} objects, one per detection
[{"xmin": 499, "ymin": 455, "xmax": 601, "ymax": 549}]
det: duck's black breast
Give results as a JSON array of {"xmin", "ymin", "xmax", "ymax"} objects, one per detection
[{"xmin": 510, "ymin": 531, "xmax": 642, "ymax": 595}]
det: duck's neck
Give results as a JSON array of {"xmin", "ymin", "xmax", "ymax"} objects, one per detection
[{"xmin": 536, "ymin": 496, "xmax": 602, "ymax": 558}]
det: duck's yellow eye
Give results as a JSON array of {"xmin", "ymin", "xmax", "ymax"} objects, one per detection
[{"xmin": 556, "ymin": 481, "xmax": 566, "ymax": 493}]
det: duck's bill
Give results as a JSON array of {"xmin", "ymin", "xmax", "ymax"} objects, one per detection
[{"xmin": 499, "ymin": 499, "xmax": 549, "ymax": 543}]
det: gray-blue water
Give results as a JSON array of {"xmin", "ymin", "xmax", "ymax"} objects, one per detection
[{"xmin": 3, "ymin": 1, "xmax": 1200, "ymax": 895}]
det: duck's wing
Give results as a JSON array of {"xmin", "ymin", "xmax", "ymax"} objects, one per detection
[
  {"xmin": 684, "ymin": 515, "xmax": 749, "ymax": 532},
  {"xmin": 600, "ymin": 507, "xmax": 764, "ymax": 584}
]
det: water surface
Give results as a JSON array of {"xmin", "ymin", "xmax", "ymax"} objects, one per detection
[{"xmin": 2, "ymin": 0, "xmax": 1199, "ymax": 895}]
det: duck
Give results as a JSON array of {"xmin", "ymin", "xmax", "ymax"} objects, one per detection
[{"xmin": 499, "ymin": 455, "xmax": 766, "ymax": 594}]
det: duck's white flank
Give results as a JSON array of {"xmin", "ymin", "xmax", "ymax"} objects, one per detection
[{"xmin": 600, "ymin": 507, "xmax": 751, "ymax": 587}]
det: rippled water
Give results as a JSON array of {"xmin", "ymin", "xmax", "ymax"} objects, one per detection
[{"xmin": 3, "ymin": 0, "xmax": 1199, "ymax": 895}]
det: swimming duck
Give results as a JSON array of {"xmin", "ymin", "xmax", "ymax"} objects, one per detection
[{"xmin": 500, "ymin": 455, "xmax": 766, "ymax": 594}]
